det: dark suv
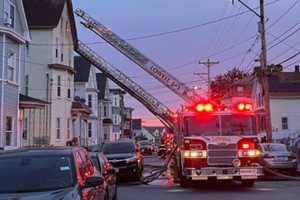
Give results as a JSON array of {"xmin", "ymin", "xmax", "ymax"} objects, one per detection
[
  {"xmin": 0, "ymin": 147, "xmax": 105, "ymax": 200},
  {"xmin": 102, "ymin": 140, "xmax": 144, "ymax": 181}
]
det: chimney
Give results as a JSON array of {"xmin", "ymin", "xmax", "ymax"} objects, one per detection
[{"xmin": 296, "ymin": 65, "xmax": 300, "ymax": 73}]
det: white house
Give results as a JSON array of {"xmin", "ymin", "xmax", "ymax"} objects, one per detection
[
  {"xmin": 252, "ymin": 65, "xmax": 300, "ymax": 141},
  {"xmin": 74, "ymin": 56, "xmax": 101, "ymax": 146},
  {"xmin": 22, "ymin": 0, "xmax": 77, "ymax": 146},
  {"xmin": 96, "ymin": 73, "xmax": 113, "ymax": 142}
]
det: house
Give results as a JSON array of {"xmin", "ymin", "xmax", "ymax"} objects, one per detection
[
  {"xmin": 0, "ymin": 0, "xmax": 30, "ymax": 149},
  {"xmin": 71, "ymin": 96, "xmax": 91, "ymax": 145},
  {"xmin": 143, "ymin": 126, "xmax": 165, "ymax": 144},
  {"xmin": 96, "ymin": 73, "xmax": 113, "ymax": 142},
  {"xmin": 74, "ymin": 56, "xmax": 101, "ymax": 145},
  {"xmin": 110, "ymin": 88, "xmax": 126, "ymax": 141},
  {"xmin": 22, "ymin": 0, "xmax": 78, "ymax": 146},
  {"xmin": 252, "ymin": 65, "xmax": 300, "ymax": 141},
  {"xmin": 132, "ymin": 119, "xmax": 142, "ymax": 137},
  {"xmin": 122, "ymin": 107, "xmax": 134, "ymax": 138}
]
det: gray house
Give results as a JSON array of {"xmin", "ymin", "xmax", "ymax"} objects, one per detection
[{"xmin": 0, "ymin": 0, "xmax": 30, "ymax": 149}]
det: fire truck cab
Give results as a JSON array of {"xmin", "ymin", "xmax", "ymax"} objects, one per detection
[{"xmin": 174, "ymin": 99, "xmax": 264, "ymax": 187}]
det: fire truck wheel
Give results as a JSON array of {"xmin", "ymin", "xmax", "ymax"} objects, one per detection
[
  {"xmin": 241, "ymin": 180, "xmax": 255, "ymax": 187},
  {"xmin": 179, "ymin": 176, "xmax": 193, "ymax": 188}
]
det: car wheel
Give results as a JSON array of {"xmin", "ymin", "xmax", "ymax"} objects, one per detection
[{"xmin": 241, "ymin": 180, "xmax": 255, "ymax": 187}]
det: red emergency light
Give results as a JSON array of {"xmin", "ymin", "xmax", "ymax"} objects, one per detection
[
  {"xmin": 195, "ymin": 103, "xmax": 214, "ymax": 112},
  {"xmin": 236, "ymin": 103, "xmax": 253, "ymax": 111}
]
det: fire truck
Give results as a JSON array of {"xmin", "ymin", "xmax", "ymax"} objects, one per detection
[
  {"xmin": 173, "ymin": 98, "xmax": 263, "ymax": 187},
  {"xmin": 75, "ymin": 9, "xmax": 263, "ymax": 187}
]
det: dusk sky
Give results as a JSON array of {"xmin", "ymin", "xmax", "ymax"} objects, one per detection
[{"xmin": 73, "ymin": 0, "xmax": 300, "ymax": 126}]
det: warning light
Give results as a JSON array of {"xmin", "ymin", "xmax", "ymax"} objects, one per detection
[
  {"xmin": 242, "ymin": 143, "xmax": 250, "ymax": 149},
  {"xmin": 237, "ymin": 103, "xmax": 253, "ymax": 111},
  {"xmin": 238, "ymin": 103, "xmax": 245, "ymax": 111},
  {"xmin": 173, "ymin": 113, "xmax": 179, "ymax": 119},
  {"xmin": 195, "ymin": 103, "xmax": 214, "ymax": 112}
]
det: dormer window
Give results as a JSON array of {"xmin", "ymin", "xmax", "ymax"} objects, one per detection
[{"xmin": 3, "ymin": 0, "xmax": 14, "ymax": 28}]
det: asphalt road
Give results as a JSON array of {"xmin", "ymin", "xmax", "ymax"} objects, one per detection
[
  {"xmin": 119, "ymin": 180, "xmax": 300, "ymax": 200},
  {"xmin": 118, "ymin": 155, "xmax": 300, "ymax": 200}
]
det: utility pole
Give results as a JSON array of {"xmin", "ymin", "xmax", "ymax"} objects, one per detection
[
  {"xmin": 259, "ymin": 0, "xmax": 272, "ymax": 142},
  {"xmin": 195, "ymin": 59, "xmax": 219, "ymax": 97},
  {"xmin": 234, "ymin": 0, "xmax": 272, "ymax": 142}
]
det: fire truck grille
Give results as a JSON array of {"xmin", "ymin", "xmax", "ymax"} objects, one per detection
[{"xmin": 207, "ymin": 144, "xmax": 237, "ymax": 166}]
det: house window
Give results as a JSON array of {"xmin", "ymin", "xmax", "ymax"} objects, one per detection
[
  {"xmin": 57, "ymin": 76, "xmax": 61, "ymax": 97},
  {"xmin": 281, "ymin": 117, "xmax": 288, "ymax": 130},
  {"xmin": 23, "ymin": 118, "xmax": 28, "ymax": 140},
  {"xmin": 3, "ymin": 0, "xmax": 14, "ymax": 28},
  {"xmin": 114, "ymin": 97, "xmax": 118, "ymax": 106},
  {"xmin": 104, "ymin": 127, "xmax": 109, "ymax": 140},
  {"xmin": 25, "ymin": 75, "xmax": 29, "ymax": 95},
  {"xmin": 67, "ymin": 78, "xmax": 71, "ymax": 99},
  {"xmin": 7, "ymin": 52, "xmax": 16, "ymax": 82},
  {"xmin": 104, "ymin": 105, "xmax": 108, "ymax": 117},
  {"xmin": 113, "ymin": 115, "xmax": 118, "ymax": 125},
  {"xmin": 56, "ymin": 118, "xmax": 61, "ymax": 139},
  {"xmin": 46, "ymin": 74, "xmax": 49, "ymax": 100},
  {"xmin": 5, "ymin": 116, "xmax": 13, "ymax": 146},
  {"xmin": 65, "ymin": 21, "xmax": 69, "ymax": 38},
  {"xmin": 9, "ymin": 3, "xmax": 14, "ymax": 28},
  {"xmin": 55, "ymin": 37, "xmax": 59, "ymax": 58},
  {"xmin": 88, "ymin": 95, "xmax": 92, "ymax": 108},
  {"xmin": 88, "ymin": 123, "xmax": 92, "ymax": 138},
  {"xmin": 67, "ymin": 118, "xmax": 71, "ymax": 139}
]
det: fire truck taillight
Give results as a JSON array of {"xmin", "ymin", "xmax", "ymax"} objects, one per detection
[
  {"xmin": 184, "ymin": 150, "xmax": 207, "ymax": 158},
  {"xmin": 238, "ymin": 140, "xmax": 261, "ymax": 158}
]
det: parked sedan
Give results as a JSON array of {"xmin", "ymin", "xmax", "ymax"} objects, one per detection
[
  {"xmin": 90, "ymin": 152, "xmax": 118, "ymax": 200},
  {"xmin": 102, "ymin": 140, "xmax": 144, "ymax": 181},
  {"xmin": 0, "ymin": 147, "xmax": 105, "ymax": 200},
  {"xmin": 259, "ymin": 143, "xmax": 297, "ymax": 172}
]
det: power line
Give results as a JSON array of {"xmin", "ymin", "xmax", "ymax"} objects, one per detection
[{"xmin": 279, "ymin": 51, "xmax": 300, "ymax": 64}]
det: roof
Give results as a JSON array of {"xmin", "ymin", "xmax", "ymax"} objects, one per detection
[
  {"xmin": 23, "ymin": 0, "xmax": 78, "ymax": 47},
  {"xmin": 110, "ymin": 88, "xmax": 126, "ymax": 95},
  {"xmin": 19, "ymin": 94, "xmax": 48, "ymax": 109},
  {"xmin": 268, "ymin": 72, "xmax": 300, "ymax": 94},
  {"xmin": 96, "ymin": 73, "xmax": 108, "ymax": 100},
  {"xmin": 71, "ymin": 99, "xmax": 92, "ymax": 115},
  {"xmin": 74, "ymin": 56, "xmax": 91, "ymax": 82},
  {"xmin": 0, "ymin": 147, "xmax": 80, "ymax": 157}
]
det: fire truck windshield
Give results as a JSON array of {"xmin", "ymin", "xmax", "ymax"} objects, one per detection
[
  {"xmin": 184, "ymin": 116, "xmax": 220, "ymax": 136},
  {"xmin": 221, "ymin": 115, "xmax": 255, "ymax": 136},
  {"xmin": 184, "ymin": 115, "xmax": 256, "ymax": 137}
]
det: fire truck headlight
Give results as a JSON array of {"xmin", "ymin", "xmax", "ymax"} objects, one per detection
[{"xmin": 184, "ymin": 150, "xmax": 207, "ymax": 158}]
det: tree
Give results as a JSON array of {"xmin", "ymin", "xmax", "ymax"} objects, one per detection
[{"xmin": 210, "ymin": 68, "xmax": 251, "ymax": 100}]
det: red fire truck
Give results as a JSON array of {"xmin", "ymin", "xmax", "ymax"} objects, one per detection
[{"xmin": 173, "ymin": 98, "xmax": 263, "ymax": 187}]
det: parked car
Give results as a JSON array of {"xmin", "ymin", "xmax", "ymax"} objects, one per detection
[
  {"xmin": 139, "ymin": 140, "xmax": 154, "ymax": 155},
  {"xmin": 102, "ymin": 140, "xmax": 144, "ymax": 181},
  {"xmin": 259, "ymin": 143, "xmax": 297, "ymax": 172},
  {"xmin": 90, "ymin": 152, "xmax": 118, "ymax": 200},
  {"xmin": 0, "ymin": 147, "xmax": 105, "ymax": 200}
]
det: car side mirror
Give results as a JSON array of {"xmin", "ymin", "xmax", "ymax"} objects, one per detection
[{"xmin": 82, "ymin": 176, "xmax": 104, "ymax": 189}]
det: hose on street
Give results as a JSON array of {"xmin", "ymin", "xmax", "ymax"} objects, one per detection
[
  {"xmin": 141, "ymin": 145, "xmax": 178, "ymax": 184},
  {"xmin": 263, "ymin": 167, "xmax": 300, "ymax": 181}
]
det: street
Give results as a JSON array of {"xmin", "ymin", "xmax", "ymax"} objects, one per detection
[{"xmin": 118, "ymin": 155, "xmax": 300, "ymax": 200}]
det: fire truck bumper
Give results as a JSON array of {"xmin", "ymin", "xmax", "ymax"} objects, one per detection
[{"xmin": 183, "ymin": 167, "xmax": 264, "ymax": 181}]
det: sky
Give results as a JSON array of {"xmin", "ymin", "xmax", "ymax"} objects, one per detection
[{"xmin": 72, "ymin": 0, "xmax": 300, "ymax": 126}]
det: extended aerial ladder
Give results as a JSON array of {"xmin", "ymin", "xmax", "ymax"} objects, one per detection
[
  {"xmin": 76, "ymin": 41, "xmax": 175, "ymax": 129},
  {"xmin": 75, "ymin": 9, "xmax": 200, "ymax": 104}
]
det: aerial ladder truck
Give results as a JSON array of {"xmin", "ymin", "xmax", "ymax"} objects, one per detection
[{"xmin": 75, "ymin": 9, "xmax": 264, "ymax": 187}]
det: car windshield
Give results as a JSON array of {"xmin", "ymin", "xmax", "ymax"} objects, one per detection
[
  {"xmin": 103, "ymin": 142, "xmax": 135, "ymax": 154},
  {"xmin": 184, "ymin": 115, "xmax": 219, "ymax": 136},
  {"xmin": 263, "ymin": 144, "xmax": 287, "ymax": 152},
  {"xmin": 221, "ymin": 115, "xmax": 255, "ymax": 136},
  {"xmin": 0, "ymin": 155, "xmax": 75, "ymax": 193}
]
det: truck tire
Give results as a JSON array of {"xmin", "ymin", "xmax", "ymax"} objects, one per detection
[
  {"xmin": 180, "ymin": 176, "xmax": 193, "ymax": 188},
  {"xmin": 241, "ymin": 180, "xmax": 255, "ymax": 187}
]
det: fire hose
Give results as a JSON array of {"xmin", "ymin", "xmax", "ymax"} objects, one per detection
[
  {"xmin": 141, "ymin": 145, "xmax": 178, "ymax": 184},
  {"xmin": 263, "ymin": 167, "xmax": 300, "ymax": 181}
]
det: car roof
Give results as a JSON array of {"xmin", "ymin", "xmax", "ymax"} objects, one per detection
[
  {"xmin": 104, "ymin": 139, "xmax": 135, "ymax": 145},
  {"xmin": 0, "ymin": 147, "xmax": 84, "ymax": 157},
  {"xmin": 261, "ymin": 143, "xmax": 285, "ymax": 146}
]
